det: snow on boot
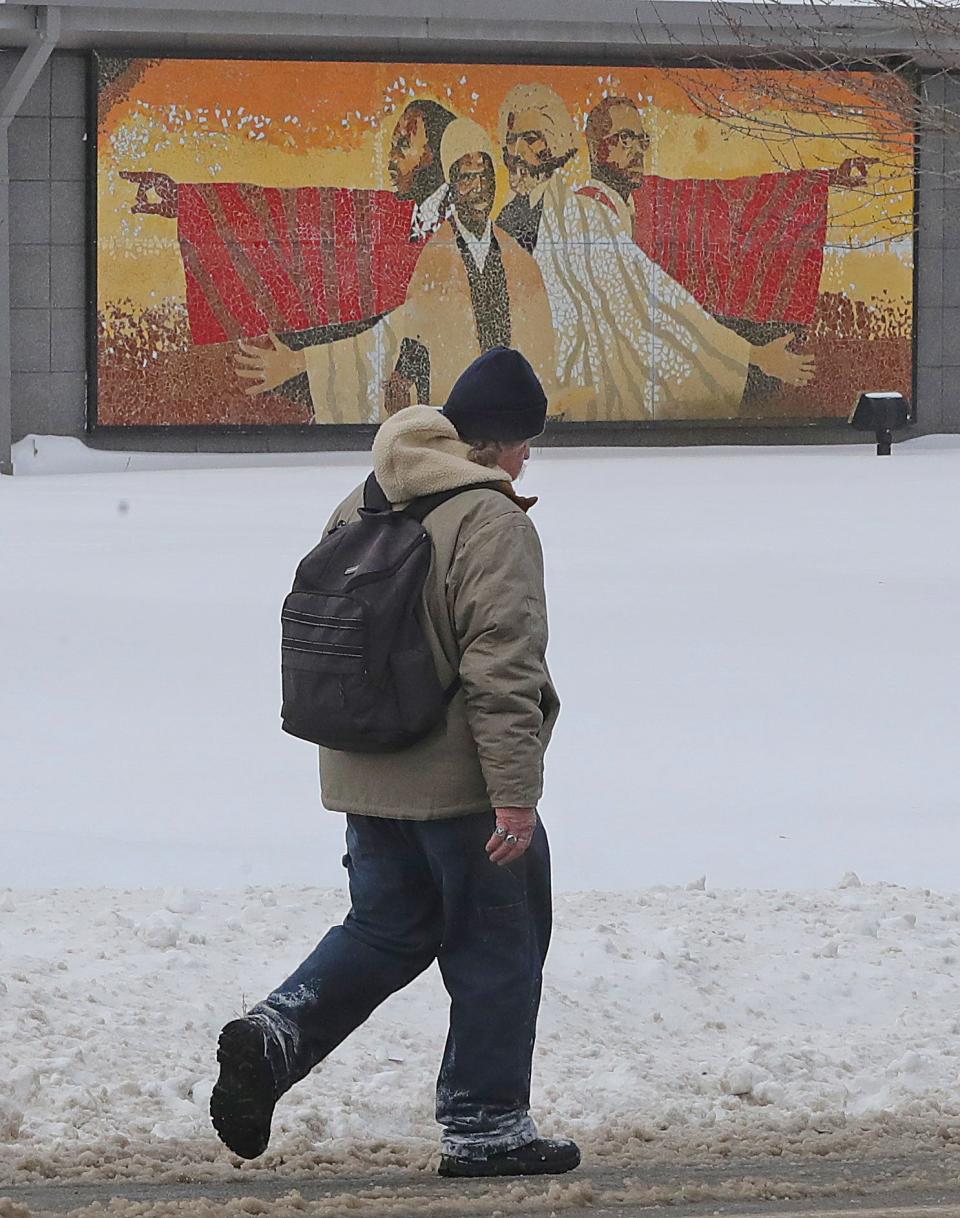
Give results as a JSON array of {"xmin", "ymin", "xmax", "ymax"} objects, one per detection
[
  {"xmin": 210, "ymin": 1018, "xmax": 278, "ymax": 1159},
  {"xmin": 438, "ymin": 1137, "xmax": 581, "ymax": 1178}
]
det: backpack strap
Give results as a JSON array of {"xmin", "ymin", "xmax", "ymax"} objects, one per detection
[
  {"xmin": 359, "ymin": 473, "xmax": 506, "ymax": 707},
  {"xmin": 363, "ymin": 471, "xmax": 391, "ymax": 512},
  {"xmin": 405, "ymin": 482, "xmax": 509, "ymax": 523},
  {"xmin": 363, "ymin": 472, "xmax": 509, "ymax": 524}
]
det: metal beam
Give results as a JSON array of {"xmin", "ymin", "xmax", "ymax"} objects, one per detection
[
  {"xmin": 0, "ymin": 1, "xmax": 954, "ymax": 60},
  {"xmin": 0, "ymin": 6, "xmax": 59, "ymax": 476}
]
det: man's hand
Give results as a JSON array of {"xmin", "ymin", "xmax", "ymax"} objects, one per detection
[
  {"xmin": 235, "ymin": 332, "xmax": 306, "ymax": 395},
  {"xmin": 120, "ymin": 170, "xmax": 179, "ymax": 218},
  {"xmin": 486, "ymin": 807, "xmax": 537, "ymax": 866},
  {"xmin": 750, "ymin": 334, "xmax": 816, "ymax": 387},
  {"xmin": 827, "ymin": 157, "xmax": 880, "ymax": 190}
]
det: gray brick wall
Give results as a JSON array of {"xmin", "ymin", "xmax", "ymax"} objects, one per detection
[
  {"xmin": 938, "ymin": 74, "xmax": 960, "ymax": 429},
  {"xmin": 916, "ymin": 74, "xmax": 944, "ymax": 432},
  {"xmin": 6, "ymin": 50, "xmax": 87, "ymax": 443}
]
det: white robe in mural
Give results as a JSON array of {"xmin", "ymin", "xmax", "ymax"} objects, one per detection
[
  {"xmin": 303, "ymin": 318, "xmax": 399, "ymax": 425},
  {"xmin": 530, "ymin": 174, "xmax": 753, "ymax": 421}
]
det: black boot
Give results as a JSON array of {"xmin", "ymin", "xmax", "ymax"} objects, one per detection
[
  {"xmin": 210, "ymin": 1018, "xmax": 279, "ymax": 1159},
  {"xmin": 438, "ymin": 1137, "xmax": 581, "ymax": 1178}
]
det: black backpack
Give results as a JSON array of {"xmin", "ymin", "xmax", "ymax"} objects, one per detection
[{"xmin": 280, "ymin": 473, "xmax": 501, "ymax": 752}]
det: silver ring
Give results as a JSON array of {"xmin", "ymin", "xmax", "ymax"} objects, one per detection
[
  {"xmin": 505, "ymin": 833, "xmax": 519, "ymax": 845},
  {"xmin": 493, "ymin": 826, "xmax": 507, "ymax": 838}
]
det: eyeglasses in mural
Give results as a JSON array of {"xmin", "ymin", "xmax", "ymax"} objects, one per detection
[{"xmin": 95, "ymin": 57, "xmax": 914, "ymax": 427}]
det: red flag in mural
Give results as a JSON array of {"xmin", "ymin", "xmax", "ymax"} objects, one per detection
[
  {"xmin": 177, "ymin": 183, "xmax": 423, "ymax": 345},
  {"xmin": 629, "ymin": 170, "xmax": 830, "ymax": 325}
]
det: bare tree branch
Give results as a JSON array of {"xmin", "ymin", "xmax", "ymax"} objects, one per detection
[{"xmin": 636, "ymin": 0, "xmax": 960, "ymax": 232}]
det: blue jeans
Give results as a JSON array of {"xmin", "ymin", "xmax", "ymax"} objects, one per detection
[{"xmin": 252, "ymin": 810, "xmax": 552, "ymax": 1159}]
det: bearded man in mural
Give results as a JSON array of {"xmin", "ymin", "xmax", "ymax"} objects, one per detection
[
  {"xmin": 579, "ymin": 94, "xmax": 878, "ymax": 408},
  {"xmin": 495, "ymin": 83, "xmax": 818, "ymax": 420},
  {"xmin": 121, "ymin": 97, "xmax": 458, "ymax": 374}
]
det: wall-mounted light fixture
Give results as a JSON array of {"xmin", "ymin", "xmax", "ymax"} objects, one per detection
[{"xmin": 848, "ymin": 392, "xmax": 915, "ymax": 456}]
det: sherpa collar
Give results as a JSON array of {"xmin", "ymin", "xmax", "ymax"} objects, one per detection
[{"xmin": 372, "ymin": 405, "xmax": 512, "ymax": 505}]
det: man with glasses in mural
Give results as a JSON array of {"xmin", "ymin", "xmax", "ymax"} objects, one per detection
[
  {"xmin": 495, "ymin": 82, "xmax": 816, "ymax": 421},
  {"xmin": 579, "ymin": 94, "xmax": 878, "ymax": 413},
  {"xmin": 579, "ymin": 96, "xmax": 651, "ymax": 235}
]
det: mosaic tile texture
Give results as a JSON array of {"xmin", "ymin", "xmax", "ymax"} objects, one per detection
[{"xmin": 96, "ymin": 59, "xmax": 914, "ymax": 426}]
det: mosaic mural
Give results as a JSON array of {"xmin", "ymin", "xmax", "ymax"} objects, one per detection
[{"xmin": 96, "ymin": 57, "xmax": 914, "ymax": 426}]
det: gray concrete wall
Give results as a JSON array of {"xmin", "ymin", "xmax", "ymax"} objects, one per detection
[
  {"xmin": 2, "ymin": 43, "xmax": 952, "ymax": 447},
  {"xmin": 916, "ymin": 72, "xmax": 959, "ymax": 435},
  {"xmin": 5, "ymin": 50, "xmax": 87, "ymax": 444}
]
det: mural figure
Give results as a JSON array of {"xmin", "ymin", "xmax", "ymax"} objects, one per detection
[
  {"xmin": 122, "ymin": 98, "xmax": 457, "ymax": 359},
  {"xmin": 384, "ymin": 119, "xmax": 556, "ymax": 412},
  {"xmin": 98, "ymin": 58, "xmax": 913, "ymax": 427},
  {"xmin": 495, "ymin": 84, "xmax": 814, "ymax": 420},
  {"xmin": 580, "ymin": 95, "xmax": 878, "ymax": 405},
  {"xmin": 387, "ymin": 99, "xmax": 460, "ymax": 239}
]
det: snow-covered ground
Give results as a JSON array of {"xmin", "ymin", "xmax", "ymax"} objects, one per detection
[
  {"xmin": 2, "ymin": 433, "xmax": 960, "ymax": 1180},
  {"xmin": 3, "ymin": 878, "xmax": 960, "ymax": 1184},
  {"xmin": 3, "ymin": 433, "xmax": 959, "ymax": 893}
]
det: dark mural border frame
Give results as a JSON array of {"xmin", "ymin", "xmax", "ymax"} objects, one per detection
[{"xmin": 85, "ymin": 48, "xmax": 921, "ymax": 446}]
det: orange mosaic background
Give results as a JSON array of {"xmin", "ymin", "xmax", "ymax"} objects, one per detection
[{"xmin": 96, "ymin": 56, "xmax": 914, "ymax": 426}]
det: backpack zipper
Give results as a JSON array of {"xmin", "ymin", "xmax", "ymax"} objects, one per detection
[
  {"xmin": 282, "ymin": 640, "xmax": 364, "ymax": 660},
  {"xmin": 282, "ymin": 609, "xmax": 363, "ymax": 631},
  {"xmin": 343, "ymin": 531, "xmax": 429, "ymax": 591}
]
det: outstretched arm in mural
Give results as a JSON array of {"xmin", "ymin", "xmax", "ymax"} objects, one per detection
[
  {"xmin": 116, "ymin": 102, "xmax": 458, "ymax": 359},
  {"xmin": 235, "ymin": 327, "xmax": 423, "ymax": 417},
  {"xmin": 582, "ymin": 97, "xmax": 882, "ymax": 339},
  {"xmin": 233, "ymin": 327, "xmax": 417, "ymax": 418},
  {"xmin": 634, "ymin": 156, "xmax": 880, "ymax": 331}
]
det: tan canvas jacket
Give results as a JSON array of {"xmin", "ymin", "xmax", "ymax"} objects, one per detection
[{"xmin": 317, "ymin": 405, "xmax": 560, "ymax": 820}]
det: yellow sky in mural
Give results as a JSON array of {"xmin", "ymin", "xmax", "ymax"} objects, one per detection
[{"xmin": 98, "ymin": 58, "xmax": 914, "ymax": 313}]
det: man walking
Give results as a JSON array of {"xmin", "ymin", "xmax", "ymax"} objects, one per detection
[{"xmin": 210, "ymin": 347, "xmax": 579, "ymax": 1179}]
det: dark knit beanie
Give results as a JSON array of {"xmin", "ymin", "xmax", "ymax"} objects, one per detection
[{"xmin": 441, "ymin": 347, "xmax": 548, "ymax": 442}]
